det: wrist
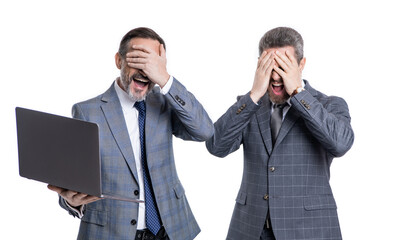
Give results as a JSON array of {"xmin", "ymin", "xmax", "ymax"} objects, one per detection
[
  {"xmin": 158, "ymin": 73, "xmax": 170, "ymax": 88},
  {"xmin": 290, "ymin": 86, "xmax": 305, "ymax": 97},
  {"xmin": 250, "ymin": 91, "xmax": 263, "ymax": 104}
]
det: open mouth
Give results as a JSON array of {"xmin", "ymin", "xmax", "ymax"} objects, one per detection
[
  {"xmin": 133, "ymin": 77, "xmax": 150, "ymax": 89},
  {"xmin": 271, "ymin": 82, "xmax": 284, "ymax": 96}
]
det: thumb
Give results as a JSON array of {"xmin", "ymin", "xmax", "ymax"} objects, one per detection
[{"xmin": 48, "ymin": 184, "xmax": 63, "ymax": 194}]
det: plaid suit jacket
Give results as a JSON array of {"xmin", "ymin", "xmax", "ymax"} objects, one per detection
[
  {"xmin": 59, "ymin": 78, "xmax": 214, "ymax": 240},
  {"xmin": 206, "ymin": 80, "xmax": 354, "ymax": 240}
]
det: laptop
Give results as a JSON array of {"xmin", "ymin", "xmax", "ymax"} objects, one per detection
[{"xmin": 15, "ymin": 107, "xmax": 143, "ymax": 203}]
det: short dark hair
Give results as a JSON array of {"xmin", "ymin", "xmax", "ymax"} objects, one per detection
[
  {"xmin": 259, "ymin": 27, "xmax": 304, "ymax": 63},
  {"xmin": 118, "ymin": 27, "xmax": 166, "ymax": 57}
]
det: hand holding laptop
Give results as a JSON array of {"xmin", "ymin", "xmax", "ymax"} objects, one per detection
[{"xmin": 48, "ymin": 184, "xmax": 100, "ymax": 207}]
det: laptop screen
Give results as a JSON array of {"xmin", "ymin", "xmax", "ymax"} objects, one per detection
[{"xmin": 15, "ymin": 107, "xmax": 102, "ymax": 197}]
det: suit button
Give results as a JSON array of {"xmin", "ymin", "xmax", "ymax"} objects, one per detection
[
  {"xmin": 175, "ymin": 95, "xmax": 185, "ymax": 106},
  {"xmin": 236, "ymin": 109, "xmax": 242, "ymax": 114},
  {"xmin": 270, "ymin": 167, "xmax": 275, "ymax": 172},
  {"xmin": 264, "ymin": 194, "xmax": 269, "ymax": 200},
  {"xmin": 134, "ymin": 190, "xmax": 139, "ymax": 196},
  {"xmin": 131, "ymin": 219, "xmax": 137, "ymax": 225}
]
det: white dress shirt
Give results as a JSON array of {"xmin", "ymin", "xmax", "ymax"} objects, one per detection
[{"xmin": 114, "ymin": 76, "xmax": 173, "ymax": 230}]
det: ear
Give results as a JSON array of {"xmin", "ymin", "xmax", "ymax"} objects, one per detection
[
  {"xmin": 115, "ymin": 52, "xmax": 122, "ymax": 70},
  {"xmin": 160, "ymin": 44, "xmax": 166, "ymax": 57},
  {"xmin": 299, "ymin": 57, "xmax": 306, "ymax": 71}
]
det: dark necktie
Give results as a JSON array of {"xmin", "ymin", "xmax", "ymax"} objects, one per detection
[
  {"xmin": 134, "ymin": 101, "xmax": 162, "ymax": 235},
  {"xmin": 270, "ymin": 103, "xmax": 287, "ymax": 145}
]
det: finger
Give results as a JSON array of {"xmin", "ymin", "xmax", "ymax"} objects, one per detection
[
  {"xmin": 258, "ymin": 52, "xmax": 273, "ymax": 70},
  {"xmin": 47, "ymin": 185, "xmax": 65, "ymax": 194},
  {"xmin": 72, "ymin": 192, "xmax": 87, "ymax": 200},
  {"xmin": 263, "ymin": 58, "xmax": 275, "ymax": 75},
  {"xmin": 127, "ymin": 63, "xmax": 145, "ymax": 70},
  {"xmin": 126, "ymin": 57, "xmax": 148, "ymax": 64},
  {"xmin": 82, "ymin": 195, "xmax": 101, "ymax": 204},
  {"xmin": 285, "ymin": 50, "xmax": 298, "ymax": 66},
  {"xmin": 73, "ymin": 193, "xmax": 94, "ymax": 203},
  {"xmin": 262, "ymin": 52, "xmax": 274, "ymax": 70},
  {"xmin": 274, "ymin": 53, "xmax": 289, "ymax": 71},
  {"xmin": 273, "ymin": 65, "xmax": 287, "ymax": 78},
  {"xmin": 258, "ymin": 55, "xmax": 272, "ymax": 74},
  {"xmin": 62, "ymin": 190, "xmax": 79, "ymax": 200},
  {"xmin": 257, "ymin": 51, "xmax": 267, "ymax": 68},
  {"xmin": 126, "ymin": 50, "xmax": 149, "ymax": 58},
  {"xmin": 72, "ymin": 194, "xmax": 100, "ymax": 206},
  {"xmin": 266, "ymin": 60, "xmax": 275, "ymax": 75},
  {"xmin": 132, "ymin": 44, "xmax": 154, "ymax": 54},
  {"xmin": 259, "ymin": 51, "xmax": 268, "ymax": 61}
]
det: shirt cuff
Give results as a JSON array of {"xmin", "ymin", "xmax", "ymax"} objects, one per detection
[
  {"xmin": 160, "ymin": 75, "xmax": 174, "ymax": 95},
  {"xmin": 64, "ymin": 197, "xmax": 85, "ymax": 218}
]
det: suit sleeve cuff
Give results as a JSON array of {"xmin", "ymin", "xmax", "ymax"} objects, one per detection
[
  {"xmin": 63, "ymin": 197, "xmax": 85, "ymax": 218},
  {"xmin": 160, "ymin": 75, "xmax": 174, "ymax": 95}
]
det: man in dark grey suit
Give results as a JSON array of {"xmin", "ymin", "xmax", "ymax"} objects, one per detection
[
  {"xmin": 206, "ymin": 27, "xmax": 354, "ymax": 240},
  {"xmin": 49, "ymin": 27, "xmax": 214, "ymax": 240}
]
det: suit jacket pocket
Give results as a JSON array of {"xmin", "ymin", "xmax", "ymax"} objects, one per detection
[
  {"xmin": 235, "ymin": 191, "xmax": 247, "ymax": 205},
  {"xmin": 173, "ymin": 181, "xmax": 185, "ymax": 199},
  {"xmin": 304, "ymin": 195, "xmax": 337, "ymax": 211},
  {"xmin": 81, "ymin": 208, "xmax": 108, "ymax": 226}
]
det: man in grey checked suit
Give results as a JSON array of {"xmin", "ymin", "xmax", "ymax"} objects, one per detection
[
  {"xmin": 206, "ymin": 27, "xmax": 354, "ymax": 239},
  {"xmin": 49, "ymin": 27, "xmax": 214, "ymax": 240}
]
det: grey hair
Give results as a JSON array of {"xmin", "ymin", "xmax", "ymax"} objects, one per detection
[
  {"xmin": 259, "ymin": 27, "xmax": 304, "ymax": 63},
  {"xmin": 118, "ymin": 27, "xmax": 166, "ymax": 58}
]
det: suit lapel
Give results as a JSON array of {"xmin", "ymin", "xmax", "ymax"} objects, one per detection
[
  {"xmin": 255, "ymin": 94, "xmax": 273, "ymax": 155},
  {"xmin": 100, "ymin": 86, "xmax": 139, "ymax": 183},
  {"xmin": 273, "ymin": 107, "xmax": 300, "ymax": 149}
]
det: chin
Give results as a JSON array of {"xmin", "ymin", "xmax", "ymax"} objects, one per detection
[
  {"xmin": 128, "ymin": 84, "xmax": 154, "ymax": 102},
  {"xmin": 128, "ymin": 90, "xmax": 146, "ymax": 102},
  {"xmin": 268, "ymin": 91, "xmax": 289, "ymax": 104}
]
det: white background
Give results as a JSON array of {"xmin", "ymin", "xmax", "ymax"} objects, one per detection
[{"xmin": 1, "ymin": 0, "xmax": 396, "ymax": 239}]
